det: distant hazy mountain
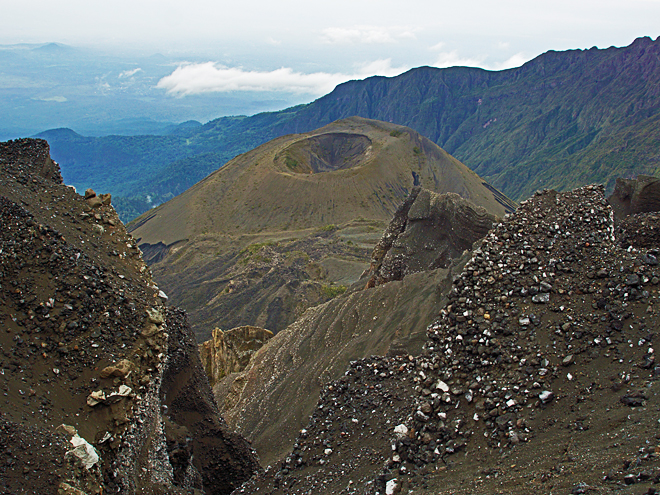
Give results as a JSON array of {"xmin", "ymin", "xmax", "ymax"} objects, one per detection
[
  {"xmin": 0, "ymin": 42, "xmax": 299, "ymax": 141},
  {"xmin": 41, "ymin": 36, "xmax": 660, "ymax": 220}
]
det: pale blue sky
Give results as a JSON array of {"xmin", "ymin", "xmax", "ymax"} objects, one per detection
[{"xmin": 3, "ymin": 0, "xmax": 659, "ymax": 97}]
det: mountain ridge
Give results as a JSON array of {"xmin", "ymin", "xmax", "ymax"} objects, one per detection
[
  {"xmin": 0, "ymin": 139, "xmax": 259, "ymax": 494},
  {"xmin": 40, "ymin": 36, "xmax": 660, "ymax": 221}
]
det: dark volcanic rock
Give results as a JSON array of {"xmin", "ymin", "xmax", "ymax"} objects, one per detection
[
  {"xmin": 365, "ymin": 187, "xmax": 498, "ymax": 287},
  {"xmin": 0, "ymin": 139, "xmax": 259, "ymax": 494},
  {"xmin": 617, "ymin": 212, "xmax": 660, "ymax": 249},
  {"xmin": 608, "ymin": 175, "xmax": 660, "ymax": 220}
]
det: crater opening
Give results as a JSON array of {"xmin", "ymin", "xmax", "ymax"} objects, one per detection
[{"xmin": 281, "ymin": 133, "xmax": 372, "ymax": 174}]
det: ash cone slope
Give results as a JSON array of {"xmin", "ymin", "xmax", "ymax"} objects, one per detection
[
  {"xmin": 131, "ymin": 117, "xmax": 513, "ymax": 246},
  {"xmin": 129, "ymin": 117, "xmax": 514, "ymax": 340}
]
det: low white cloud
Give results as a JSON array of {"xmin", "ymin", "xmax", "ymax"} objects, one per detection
[
  {"xmin": 119, "ymin": 68, "xmax": 142, "ymax": 78},
  {"xmin": 429, "ymin": 42, "xmax": 485, "ymax": 68},
  {"xmin": 266, "ymin": 37, "xmax": 281, "ymax": 45},
  {"xmin": 433, "ymin": 50, "xmax": 485, "ymax": 69},
  {"xmin": 356, "ymin": 59, "xmax": 409, "ymax": 77},
  {"xmin": 494, "ymin": 52, "xmax": 529, "ymax": 70},
  {"xmin": 321, "ymin": 25, "xmax": 416, "ymax": 44},
  {"xmin": 429, "ymin": 42, "xmax": 530, "ymax": 70},
  {"xmin": 156, "ymin": 59, "xmax": 409, "ymax": 96},
  {"xmin": 33, "ymin": 95, "xmax": 67, "ymax": 102}
]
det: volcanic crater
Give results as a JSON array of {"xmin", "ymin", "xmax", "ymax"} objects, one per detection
[{"xmin": 278, "ymin": 132, "xmax": 372, "ymax": 174}]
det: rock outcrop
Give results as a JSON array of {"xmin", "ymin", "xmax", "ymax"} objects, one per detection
[
  {"xmin": 608, "ymin": 175, "xmax": 660, "ymax": 220},
  {"xmin": 199, "ymin": 326, "xmax": 273, "ymax": 387},
  {"xmin": 365, "ymin": 187, "xmax": 498, "ymax": 288},
  {"xmin": 0, "ymin": 139, "xmax": 259, "ymax": 494}
]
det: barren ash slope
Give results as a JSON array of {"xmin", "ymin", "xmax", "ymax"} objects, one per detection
[
  {"xmin": 0, "ymin": 139, "xmax": 259, "ymax": 495},
  {"xmin": 129, "ymin": 116, "xmax": 515, "ymax": 341},
  {"xmin": 235, "ymin": 181, "xmax": 660, "ymax": 495},
  {"xmin": 212, "ymin": 186, "xmax": 500, "ymax": 467}
]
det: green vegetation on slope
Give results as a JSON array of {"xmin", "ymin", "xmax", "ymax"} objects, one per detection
[{"xmin": 42, "ymin": 37, "xmax": 660, "ymax": 220}]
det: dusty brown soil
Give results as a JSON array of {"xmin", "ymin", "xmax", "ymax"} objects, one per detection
[{"xmin": 146, "ymin": 222, "xmax": 378, "ymax": 341}]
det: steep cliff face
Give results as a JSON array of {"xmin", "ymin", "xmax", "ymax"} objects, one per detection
[
  {"xmin": 208, "ymin": 187, "xmax": 497, "ymax": 466},
  {"xmin": 199, "ymin": 326, "xmax": 273, "ymax": 387},
  {"xmin": 364, "ymin": 187, "xmax": 497, "ymax": 287},
  {"xmin": 0, "ymin": 139, "xmax": 259, "ymax": 495}
]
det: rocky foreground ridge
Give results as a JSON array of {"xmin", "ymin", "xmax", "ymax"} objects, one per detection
[
  {"xmin": 0, "ymin": 139, "xmax": 259, "ymax": 494},
  {"xmin": 234, "ymin": 183, "xmax": 660, "ymax": 494}
]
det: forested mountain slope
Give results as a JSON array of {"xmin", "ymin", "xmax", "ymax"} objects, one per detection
[{"xmin": 42, "ymin": 36, "xmax": 660, "ymax": 220}]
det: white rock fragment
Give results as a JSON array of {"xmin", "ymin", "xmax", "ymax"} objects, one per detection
[
  {"xmin": 98, "ymin": 432, "xmax": 112, "ymax": 444},
  {"xmin": 393, "ymin": 424, "xmax": 408, "ymax": 439},
  {"xmin": 539, "ymin": 390, "xmax": 554, "ymax": 403},
  {"xmin": 146, "ymin": 307, "xmax": 165, "ymax": 325},
  {"xmin": 66, "ymin": 435, "xmax": 100, "ymax": 469},
  {"xmin": 386, "ymin": 479, "xmax": 400, "ymax": 495},
  {"xmin": 109, "ymin": 385, "xmax": 132, "ymax": 398},
  {"xmin": 87, "ymin": 390, "xmax": 106, "ymax": 407},
  {"xmin": 436, "ymin": 380, "xmax": 449, "ymax": 392}
]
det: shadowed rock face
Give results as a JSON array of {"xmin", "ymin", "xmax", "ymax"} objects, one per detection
[
  {"xmin": 160, "ymin": 310, "xmax": 261, "ymax": 494},
  {"xmin": 0, "ymin": 139, "xmax": 259, "ymax": 495},
  {"xmin": 365, "ymin": 187, "xmax": 498, "ymax": 288},
  {"xmin": 608, "ymin": 175, "xmax": 660, "ymax": 220}
]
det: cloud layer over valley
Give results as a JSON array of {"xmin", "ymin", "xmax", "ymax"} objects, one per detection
[{"xmin": 157, "ymin": 59, "xmax": 410, "ymax": 96}]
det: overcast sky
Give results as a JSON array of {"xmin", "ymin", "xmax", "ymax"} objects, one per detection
[{"xmin": 3, "ymin": 0, "xmax": 659, "ymax": 98}]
